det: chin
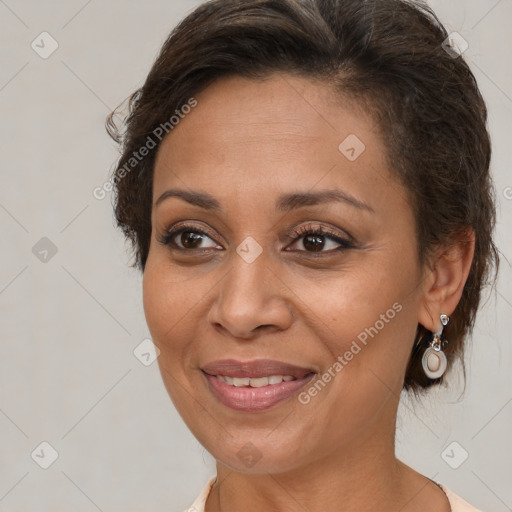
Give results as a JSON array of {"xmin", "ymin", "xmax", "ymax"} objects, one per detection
[{"xmin": 195, "ymin": 426, "xmax": 312, "ymax": 475}]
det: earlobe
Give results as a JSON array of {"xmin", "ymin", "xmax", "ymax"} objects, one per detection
[{"xmin": 418, "ymin": 229, "xmax": 475, "ymax": 331}]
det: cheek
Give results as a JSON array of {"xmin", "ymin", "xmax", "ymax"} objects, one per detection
[
  {"xmin": 142, "ymin": 261, "xmax": 203, "ymax": 416},
  {"xmin": 297, "ymin": 253, "xmax": 420, "ymax": 386},
  {"xmin": 293, "ymin": 267, "xmax": 407, "ymax": 340},
  {"xmin": 142, "ymin": 264, "xmax": 170, "ymax": 339},
  {"xmin": 142, "ymin": 256, "xmax": 221, "ymax": 377},
  {"xmin": 142, "ymin": 259, "xmax": 192, "ymax": 366},
  {"xmin": 143, "ymin": 256, "xmax": 199, "ymax": 337}
]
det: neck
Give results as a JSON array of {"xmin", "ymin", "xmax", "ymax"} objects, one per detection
[
  {"xmin": 206, "ymin": 427, "xmax": 410, "ymax": 512},
  {"xmin": 203, "ymin": 394, "xmax": 451, "ymax": 512}
]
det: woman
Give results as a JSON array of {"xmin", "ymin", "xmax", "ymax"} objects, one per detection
[{"xmin": 106, "ymin": 0, "xmax": 498, "ymax": 510}]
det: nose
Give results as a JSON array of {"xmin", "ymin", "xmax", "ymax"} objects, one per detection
[{"xmin": 207, "ymin": 248, "xmax": 294, "ymax": 340}]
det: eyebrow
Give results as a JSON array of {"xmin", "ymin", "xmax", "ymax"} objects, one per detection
[{"xmin": 155, "ymin": 188, "xmax": 374, "ymax": 213}]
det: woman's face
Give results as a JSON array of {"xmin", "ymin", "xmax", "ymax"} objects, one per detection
[{"xmin": 143, "ymin": 73, "xmax": 428, "ymax": 473}]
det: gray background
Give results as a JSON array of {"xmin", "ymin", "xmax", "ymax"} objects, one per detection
[{"xmin": 0, "ymin": 1, "xmax": 511, "ymax": 511}]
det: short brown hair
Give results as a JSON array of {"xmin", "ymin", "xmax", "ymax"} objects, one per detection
[{"xmin": 106, "ymin": 0, "xmax": 499, "ymax": 392}]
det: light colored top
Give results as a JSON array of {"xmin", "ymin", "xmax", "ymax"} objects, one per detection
[{"xmin": 183, "ymin": 476, "xmax": 484, "ymax": 512}]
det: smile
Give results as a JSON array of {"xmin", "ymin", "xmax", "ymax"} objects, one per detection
[
  {"xmin": 202, "ymin": 372, "xmax": 315, "ymax": 412},
  {"xmin": 214, "ymin": 374, "xmax": 296, "ymax": 387}
]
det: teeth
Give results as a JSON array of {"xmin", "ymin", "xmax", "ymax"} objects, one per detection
[
  {"xmin": 249, "ymin": 377, "xmax": 269, "ymax": 388},
  {"xmin": 232, "ymin": 377, "xmax": 250, "ymax": 387},
  {"xmin": 216, "ymin": 374, "xmax": 298, "ymax": 387}
]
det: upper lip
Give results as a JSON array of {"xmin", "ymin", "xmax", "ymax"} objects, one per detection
[{"xmin": 201, "ymin": 359, "xmax": 315, "ymax": 379}]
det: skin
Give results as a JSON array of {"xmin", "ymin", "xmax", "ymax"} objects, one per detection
[{"xmin": 142, "ymin": 73, "xmax": 475, "ymax": 511}]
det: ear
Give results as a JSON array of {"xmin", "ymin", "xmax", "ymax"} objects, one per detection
[{"xmin": 418, "ymin": 229, "xmax": 475, "ymax": 332}]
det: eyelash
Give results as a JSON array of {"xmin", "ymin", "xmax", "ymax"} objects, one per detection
[
  {"xmin": 285, "ymin": 224, "xmax": 354, "ymax": 253},
  {"xmin": 158, "ymin": 222, "xmax": 354, "ymax": 255}
]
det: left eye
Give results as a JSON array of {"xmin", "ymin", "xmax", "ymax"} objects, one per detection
[{"xmin": 285, "ymin": 226, "xmax": 353, "ymax": 253}]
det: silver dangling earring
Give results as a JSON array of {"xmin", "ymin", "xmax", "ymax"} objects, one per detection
[{"xmin": 421, "ymin": 314, "xmax": 449, "ymax": 379}]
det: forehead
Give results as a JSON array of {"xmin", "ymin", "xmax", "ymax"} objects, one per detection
[{"xmin": 153, "ymin": 73, "xmax": 395, "ymax": 211}]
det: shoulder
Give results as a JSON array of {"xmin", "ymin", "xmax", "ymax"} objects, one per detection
[
  {"xmin": 439, "ymin": 484, "xmax": 485, "ymax": 512},
  {"xmin": 183, "ymin": 476, "xmax": 217, "ymax": 512}
]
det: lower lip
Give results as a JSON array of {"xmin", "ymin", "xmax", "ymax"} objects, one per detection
[{"xmin": 202, "ymin": 372, "xmax": 315, "ymax": 412}]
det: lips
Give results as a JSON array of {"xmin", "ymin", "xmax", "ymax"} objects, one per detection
[
  {"xmin": 200, "ymin": 359, "xmax": 316, "ymax": 411},
  {"xmin": 201, "ymin": 358, "xmax": 314, "ymax": 379}
]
